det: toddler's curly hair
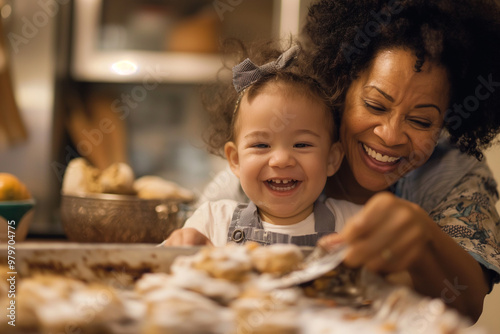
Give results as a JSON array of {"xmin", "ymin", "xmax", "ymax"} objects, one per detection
[{"xmin": 201, "ymin": 39, "xmax": 337, "ymax": 158}]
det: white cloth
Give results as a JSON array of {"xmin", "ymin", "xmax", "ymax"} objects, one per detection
[{"xmin": 183, "ymin": 198, "xmax": 362, "ymax": 247}]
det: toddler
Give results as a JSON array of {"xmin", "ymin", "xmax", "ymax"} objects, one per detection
[{"xmin": 163, "ymin": 42, "xmax": 362, "ymax": 247}]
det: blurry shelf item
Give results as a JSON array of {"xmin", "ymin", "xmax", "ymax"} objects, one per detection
[
  {"xmin": 71, "ymin": 0, "xmax": 303, "ymax": 83},
  {"xmin": 71, "ymin": 49, "xmax": 223, "ymax": 83}
]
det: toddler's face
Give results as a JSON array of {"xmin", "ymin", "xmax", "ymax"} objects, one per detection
[{"xmin": 225, "ymin": 85, "xmax": 343, "ymax": 225}]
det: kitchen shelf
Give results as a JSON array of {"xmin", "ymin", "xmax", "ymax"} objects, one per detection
[
  {"xmin": 71, "ymin": 49, "xmax": 223, "ymax": 83},
  {"xmin": 71, "ymin": 0, "xmax": 303, "ymax": 83}
]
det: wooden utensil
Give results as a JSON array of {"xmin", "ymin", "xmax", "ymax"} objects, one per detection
[
  {"xmin": 0, "ymin": 20, "xmax": 27, "ymax": 148},
  {"xmin": 66, "ymin": 91, "xmax": 128, "ymax": 170}
]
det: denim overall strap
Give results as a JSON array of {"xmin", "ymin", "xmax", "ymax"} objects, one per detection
[{"xmin": 227, "ymin": 200, "xmax": 336, "ymax": 246}]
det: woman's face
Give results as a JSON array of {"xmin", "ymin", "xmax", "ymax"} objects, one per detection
[{"xmin": 341, "ymin": 48, "xmax": 450, "ymax": 192}]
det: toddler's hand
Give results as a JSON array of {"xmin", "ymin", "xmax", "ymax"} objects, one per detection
[{"xmin": 163, "ymin": 228, "xmax": 212, "ymax": 246}]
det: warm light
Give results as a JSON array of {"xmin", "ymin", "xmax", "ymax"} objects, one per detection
[
  {"xmin": 111, "ymin": 60, "xmax": 138, "ymax": 75},
  {"xmin": 1, "ymin": 4, "xmax": 12, "ymax": 19},
  {"xmin": 280, "ymin": 0, "xmax": 300, "ymax": 36}
]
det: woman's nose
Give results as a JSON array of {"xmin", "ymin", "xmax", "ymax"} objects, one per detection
[
  {"xmin": 269, "ymin": 149, "xmax": 296, "ymax": 168},
  {"xmin": 373, "ymin": 117, "xmax": 409, "ymax": 146}
]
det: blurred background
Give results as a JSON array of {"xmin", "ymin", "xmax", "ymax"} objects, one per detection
[
  {"xmin": 0, "ymin": 0, "xmax": 312, "ymax": 235},
  {"xmin": 0, "ymin": 0, "xmax": 498, "ymax": 331}
]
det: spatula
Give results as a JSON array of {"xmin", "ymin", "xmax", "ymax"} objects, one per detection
[{"xmin": 260, "ymin": 243, "xmax": 347, "ymax": 290}]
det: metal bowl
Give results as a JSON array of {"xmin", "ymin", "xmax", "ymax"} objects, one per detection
[{"xmin": 60, "ymin": 193, "xmax": 188, "ymax": 243}]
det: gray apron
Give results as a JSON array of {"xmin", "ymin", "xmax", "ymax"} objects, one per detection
[{"xmin": 227, "ymin": 200, "xmax": 336, "ymax": 246}]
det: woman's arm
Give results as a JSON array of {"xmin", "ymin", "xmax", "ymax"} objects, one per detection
[
  {"xmin": 408, "ymin": 224, "xmax": 489, "ymax": 322},
  {"xmin": 322, "ymin": 191, "xmax": 493, "ymax": 322}
]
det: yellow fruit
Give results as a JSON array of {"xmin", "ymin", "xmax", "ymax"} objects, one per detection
[{"xmin": 0, "ymin": 173, "xmax": 31, "ymax": 201}]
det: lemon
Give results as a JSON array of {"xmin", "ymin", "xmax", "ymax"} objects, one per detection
[{"xmin": 0, "ymin": 173, "xmax": 31, "ymax": 201}]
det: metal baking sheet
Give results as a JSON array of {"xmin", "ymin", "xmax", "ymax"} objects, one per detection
[
  {"xmin": 1, "ymin": 242, "xmax": 201, "ymax": 287},
  {"xmin": 0, "ymin": 243, "xmax": 483, "ymax": 333}
]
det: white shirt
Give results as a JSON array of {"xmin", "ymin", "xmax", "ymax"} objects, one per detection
[{"xmin": 183, "ymin": 198, "xmax": 362, "ymax": 247}]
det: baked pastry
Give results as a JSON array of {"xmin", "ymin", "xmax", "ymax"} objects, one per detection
[
  {"xmin": 14, "ymin": 275, "xmax": 127, "ymax": 334},
  {"xmin": 140, "ymin": 287, "xmax": 234, "ymax": 334},
  {"xmin": 185, "ymin": 245, "xmax": 254, "ymax": 282},
  {"xmin": 250, "ymin": 243, "xmax": 304, "ymax": 275},
  {"xmin": 133, "ymin": 175, "xmax": 194, "ymax": 201},
  {"xmin": 98, "ymin": 162, "xmax": 135, "ymax": 194},
  {"xmin": 231, "ymin": 288, "xmax": 303, "ymax": 334},
  {"xmin": 62, "ymin": 157, "xmax": 101, "ymax": 194},
  {"xmin": 134, "ymin": 272, "xmax": 171, "ymax": 295},
  {"xmin": 62, "ymin": 158, "xmax": 193, "ymax": 201},
  {"xmin": 170, "ymin": 268, "xmax": 241, "ymax": 304}
]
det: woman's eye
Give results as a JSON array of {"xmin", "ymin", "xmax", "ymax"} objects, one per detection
[
  {"xmin": 364, "ymin": 101, "xmax": 386, "ymax": 112},
  {"xmin": 409, "ymin": 119, "xmax": 432, "ymax": 128}
]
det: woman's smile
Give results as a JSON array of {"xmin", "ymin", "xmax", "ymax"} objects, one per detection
[
  {"xmin": 359, "ymin": 143, "xmax": 402, "ymax": 174},
  {"xmin": 362, "ymin": 143, "xmax": 401, "ymax": 163}
]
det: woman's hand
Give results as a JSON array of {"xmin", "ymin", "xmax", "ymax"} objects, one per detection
[
  {"xmin": 163, "ymin": 228, "xmax": 213, "ymax": 246},
  {"xmin": 321, "ymin": 192, "xmax": 434, "ymax": 273},
  {"xmin": 320, "ymin": 191, "xmax": 490, "ymax": 321}
]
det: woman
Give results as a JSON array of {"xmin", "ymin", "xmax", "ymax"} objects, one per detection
[
  {"xmin": 302, "ymin": 0, "xmax": 500, "ymax": 322},
  {"xmin": 192, "ymin": 0, "xmax": 500, "ymax": 321}
]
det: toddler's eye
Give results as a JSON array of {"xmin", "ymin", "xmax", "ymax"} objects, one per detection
[
  {"xmin": 252, "ymin": 143, "xmax": 269, "ymax": 149},
  {"xmin": 294, "ymin": 143, "xmax": 311, "ymax": 148}
]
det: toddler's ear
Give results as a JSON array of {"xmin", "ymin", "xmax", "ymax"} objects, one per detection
[
  {"xmin": 327, "ymin": 141, "xmax": 344, "ymax": 177},
  {"xmin": 224, "ymin": 141, "xmax": 240, "ymax": 178}
]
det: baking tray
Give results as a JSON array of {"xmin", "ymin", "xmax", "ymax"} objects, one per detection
[
  {"xmin": 0, "ymin": 242, "xmax": 201, "ymax": 287},
  {"xmin": 0, "ymin": 243, "xmax": 486, "ymax": 334}
]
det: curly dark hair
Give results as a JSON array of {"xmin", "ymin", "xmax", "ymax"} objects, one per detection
[
  {"xmin": 303, "ymin": 0, "xmax": 500, "ymax": 159},
  {"xmin": 201, "ymin": 39, "xmax": 336, "ymax": 157}
]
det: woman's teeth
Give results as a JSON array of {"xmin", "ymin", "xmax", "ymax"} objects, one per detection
[
  {"xmin": 363, "ymin": 144, "xmax": 400, "ymax": 163},
  {"xmin": 267, "ymin": 179, "xmax": 297, "ymax": 191}
]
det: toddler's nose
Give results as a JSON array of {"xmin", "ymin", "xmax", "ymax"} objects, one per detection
[{"xmin": 269, "ymin": 149, "xmax": 296, "ymax": 168}]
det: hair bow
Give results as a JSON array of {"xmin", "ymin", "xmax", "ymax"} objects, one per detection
[{"xmin": 232, "ymin": 44, "xmax": 301, "ymax": 93}]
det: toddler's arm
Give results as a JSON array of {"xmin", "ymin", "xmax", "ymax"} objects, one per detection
[{"xmin": 163, "ymin": 228, "xmax": 212, "ymax": 246}]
